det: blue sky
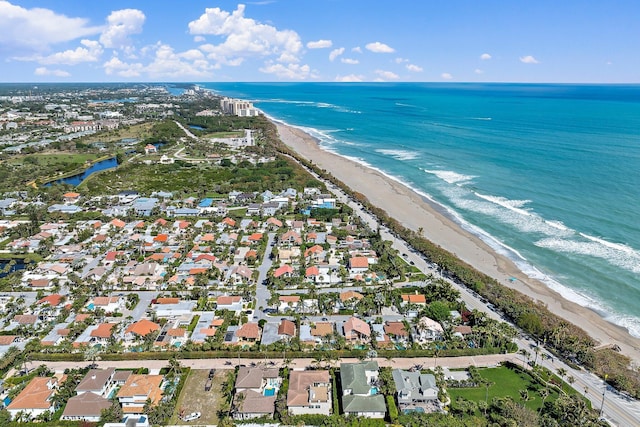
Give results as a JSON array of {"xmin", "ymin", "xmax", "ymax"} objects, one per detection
[{"xmin": 1, "ymin": 0, "xmax": 638, "ymax": 83}]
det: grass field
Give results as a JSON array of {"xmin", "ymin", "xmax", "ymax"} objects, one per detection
[
  {"xmin": 0, "ymin": 152, "xmax": 104, "ymax": 190},
  {"xmin": 448, "ymin": 366, "xmax": 561, "ymax": 412},
  {"xmin": 205, "ymin": 131, "xmax": 245, "ymax": 138}
]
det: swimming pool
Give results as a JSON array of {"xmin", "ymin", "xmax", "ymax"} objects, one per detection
[{"xmin": 263, "ymin": 388, "xmax": 275, "ymax": 396}]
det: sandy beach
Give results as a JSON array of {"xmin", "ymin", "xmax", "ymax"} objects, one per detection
[{"xmin": 275, "ymin": 122, "xmax": 640, "ymax": 363}]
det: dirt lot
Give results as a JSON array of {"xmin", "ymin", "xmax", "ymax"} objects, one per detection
[{"xmin": 171, "ymin": 369, "xmax": 226, "ymax": 425}]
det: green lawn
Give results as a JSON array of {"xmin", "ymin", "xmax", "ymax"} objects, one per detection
[
  {"xmin": 448, "ymin": 366, "xmax": 560, "ymax": 412},
  {"xmin": 0, "ymin": 152, "xmax": 105, "ymax": 190}
]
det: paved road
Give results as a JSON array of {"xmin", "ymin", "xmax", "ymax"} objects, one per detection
[
  {"xmin": 254, "ymin": 233, "xmax": 275, "ymax": 320},
  {"xmin": 32, "ymin": 352, "xmax": 518, "ymax": 372}
]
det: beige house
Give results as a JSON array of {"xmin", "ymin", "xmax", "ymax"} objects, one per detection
[{"xmin": 287, "ymin": 370, "xmax": 332, "ymax": 416}]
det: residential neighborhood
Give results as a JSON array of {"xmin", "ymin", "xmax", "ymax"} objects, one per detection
[{"xmin": 0, "ymin": 83, "xmax": 616, "ymax": 426}]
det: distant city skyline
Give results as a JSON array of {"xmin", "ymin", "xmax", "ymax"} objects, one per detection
[{"xmin": 1, "ymin": 0, "xmax": 639, "ymax": 83}]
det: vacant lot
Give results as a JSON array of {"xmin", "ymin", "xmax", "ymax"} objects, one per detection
[
  {"xmin": 448, "ymin": 366, "xmax": 561, "ymax": 412},
  {"xmin": 171, "ymin": 369, "xmax": 226, "ymax": 425}
]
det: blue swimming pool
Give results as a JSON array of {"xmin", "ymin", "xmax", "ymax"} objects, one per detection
[{"xmin": 263, "ymin": 388, "xmax": 275, "ymax": 397}]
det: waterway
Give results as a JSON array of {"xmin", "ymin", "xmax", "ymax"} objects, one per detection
[
  {"xmin": 0, "ymin": 259, "xmax": 26, "ymax": 278},
  {"xmin": 44, "ymin": 157, "xmax": 118, "ymax": 187}
]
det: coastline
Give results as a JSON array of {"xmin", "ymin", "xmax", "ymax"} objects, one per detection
[{"xmin": 274, "ymin": 120, "xmax": 640, "ymax": 362}]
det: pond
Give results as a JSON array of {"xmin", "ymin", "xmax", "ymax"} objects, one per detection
[
  {"xmin": 189, "ymin": 125, "xmax": 205, "ymax": 130},
  {"xmin": 44, "ymin": 157, "xmax": 118, "ymax": 187},
  {"xmin": 0, "ymin": 259, "xmax": 26, "ymax": 278}
]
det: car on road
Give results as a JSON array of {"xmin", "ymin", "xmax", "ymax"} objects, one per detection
[
  {"xmin": 321, "ymin": 317, "xmax": 328, "ymax": 321},
  {"xmin": 182, "ymin": 412, "xmax": 201, "ymax": 422}
]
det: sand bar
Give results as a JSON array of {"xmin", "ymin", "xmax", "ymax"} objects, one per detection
[{"xmin": 275, "ymin": 121, "xmax": 640, "ymax": 363}]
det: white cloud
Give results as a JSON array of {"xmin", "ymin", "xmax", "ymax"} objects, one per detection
[
  {"xmin": 441, "ymin": 72, "xmax": 453, "ymax": 80},
  {"xmin": 395, "ymin": 57, "xmax": 408, "ymax": 64},
  {"xmin": 406, "ymin": 64, "xmax": 423, "ymax": 72},
  {"xmin": 480, "ymin": 53, "xmax": 492, "ymax": 60},
  {"xmin": 365, "ymin": 41, "xmax": 395, "ymax": 53},
  {"xmin": 475, "ymin": 68, "xmax": 484, "ymax": 74},
  {"xmin": 145, "ymin": 44, "xmax": 214, "ymax": 79},
  {"xmin": 179, "ymin": 49, "xmax": 206, "ymax": 61},
  {"xmin": 103, "ymin": 56, "xmax": 143, "ymax": 77},
  {"xmin": 341, "ymin": 58, "xmax": 359, "ymax": 65},
  {"xmin": 40, "ymin": 39, "xmax": 103, "ymax": 65},
  {"xmin": 34, "ymin": 67, "xmax": 70, "ymax": 77},
  {"xmin": 193, "ymin": 36, "xmax": 205, "ymax": 43},
  {"xmin": 259, "ymin": 62, "xmax": 314, "ymax": 80},
  {"xmin": 335, "ymin": 74, "xmax": 364, "ymax": 82},
  {"xmin": 352, "ymin": 46, "xmax": 362, "ymax": 53},
  {"xmin": 99, "ymin": 9, "xmax": 145, "ymax": 50},
  {"xmin": 188, "ymin": 4, "xmax": 302, "ymax": 65},
  {"xmin": 520, "ymin": 55, "xmax": 539, "ymax": 64},
  {"xmin": 329, "ymin": 47, "xmax": 344, "ymax": 61},
  {"xmin": 307, "ymin": 39, "xmax": 332, "ymax": 49},
  {"xmin": 103, "ymin": 44, "xmax": 214, "ymax": 79},
  {"xmin": 375, "ymin": 69, "xmax": 399, "ymax": 80},
  {"xmin": 0, "ymin": 1, "xmax": 101, "ymax": 52}
]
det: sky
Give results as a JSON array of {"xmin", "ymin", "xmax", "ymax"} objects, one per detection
[{"xmin": 0, "ymin": 0, "xmax": 639, "ymax": 83}]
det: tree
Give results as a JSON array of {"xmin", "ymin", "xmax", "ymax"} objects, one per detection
[
  {"xmin": 557, "ymin": 368, "xmax": 568, "ymax": 393},
  {"xmin": 426, "ymin": 301, "xmax": 450, "ymax": 322}
]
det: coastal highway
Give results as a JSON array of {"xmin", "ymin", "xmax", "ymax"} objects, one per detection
[{"xmin": 298, "ymin": 159, "xmax": 640, "ymax": 425}]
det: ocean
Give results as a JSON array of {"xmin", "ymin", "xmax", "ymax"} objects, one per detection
[{"xmin": 202, "ymin": 82, "xmax": 640, "ymax": 337}]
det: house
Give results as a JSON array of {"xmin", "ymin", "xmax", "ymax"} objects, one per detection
[
  {"xmin": 7, "ymin": 376, "xmax": 61, "ymax": 420},
  {"xmin": 273, "ymin": 264, "xmax": 294, "ymax": 278},
  {"xmin": 233, "ymin": 366, "xmax": 281, "ymax": 420},
  {"xmin": 61, "ymin": 392, "xmax": 112, "ymax": 422},
  {"xmin": 401, "ymin": 293, "xmax": 427, "ymax": 306},
  {"xmin": 287, "ymin": 370, "xmax": 332, "ymax": 416},
  {"xmin": 392, "ymin": 369, "xmax": 438, "ymax": 411},
  {"xmin": 279, "ymin": 230, "xmax": 302, "ymax": 245},
  {"xmin": 116, "ymin": 374, "xmax": 164, "ymax": 416},
  {"xmin": 340, "ymin": 290, "xmax": 364, "ymax": 308},
  {"xmin": 453, "ymin": 325, "xmax": 473, "ymax": 338},
  {"xmin": 125, "ymin": 319, "xmax": 160, "ymax": 342},
  {"xmin": 90, "ymin": 323, "xmax": 116, "ymax": 345},
  {"xmin": 216, "ymin": 295, "xmax": 243, "ymax": 313},
  {"xmin": 413, "ymin": 317, "xmax": 444, "ymax": 344},
  {"xmin": 92, "ymin": 296, "xmax": 124, "ymax": 312},
  {"xmin": 63, "ymin": 192, "xmax": 81, "ymax": 203},
  {"xmin": 343, "ymin": 317, "xmax": 371, "ymax": 342},
  {"xmin": 144, "ymin": 144, "xmax": 157, "ymax": 154},
  {"xmin": 348, "ymin": 256, "xmax": 369, "ymax": 274},
  {"xmin": 278, "ymin": 295, "xmax": 300, "ymax": 312},
  {"xmin": 312, "ymin": 322, "xmax": 335, "ymax": 342},
  {"xmin": 235, "ymin": 322, "xmax": 261, "ymax": 344},
  {"xmin": 340, "ymin": 362, "xmax": 386, "ymax": 419},
  {"xmin": 383, "ymin": 321, "xmax": 409, "ymax": 345},
  {"xmin": 278, "ymin": 319, "xmax": 296, "ymax": 338},
  {"xmin": 75, "ymin": 367, "xmax": 116, "ymax": 396}
]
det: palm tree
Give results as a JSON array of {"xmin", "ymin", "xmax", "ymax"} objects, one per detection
[
  {"xmin": 518, "ymin": 348, "xmax": 530, "ymax": 368},
  {"xmin": 519, "ymin": 389, "xmax": 530, "ymax": 407},
  {"xmin": 557, "ymin": 368, "xmax": 567, "ymax": 394},
  {"xmin": 539, "ymin": 388, "xmax": 550, "ymax": 414}
]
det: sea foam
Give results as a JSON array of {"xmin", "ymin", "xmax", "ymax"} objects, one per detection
[
  {"xmin": 375, "ymin": 149, "xmax": 419, "ymax": 161},
  {"xmin": 423, "ymin": 169, "xmax": 476, "ymax": 184}
]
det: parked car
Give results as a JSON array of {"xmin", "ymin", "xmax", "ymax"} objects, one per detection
[{"xmin": 182, "ymin": 412, "xmax": 201, "ymax": 422}]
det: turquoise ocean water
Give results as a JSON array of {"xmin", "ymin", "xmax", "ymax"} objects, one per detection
[{"xmin": 202, "ymin": 83, "xmax": 640, "ymax": 337}]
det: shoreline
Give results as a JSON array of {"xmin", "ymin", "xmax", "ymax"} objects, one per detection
[{"xmin": 274, "ymin": 120, "xmax": 640, "ymax": 363}]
